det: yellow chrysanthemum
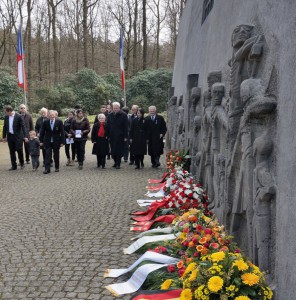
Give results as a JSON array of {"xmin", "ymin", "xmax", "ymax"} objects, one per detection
[
  {"xmin": 207, "ymin": 276, "xmax": 224, "ymax": 292},
  {"xmin": 234, "ymin": 296, "xmax": 251, "ymax": 300},
  {"xmin": 183, "ymin": 262, "xmax": 197, "ymax": 277},
  {"xmin": 233, "ymin": 259, "xmax": 249, "ymax": 271},
  {"xmin": 211, "ymin": 251, "xmax": 225, "ymax": 262},
  {"xmin": 180, "ymin": 288, "xmax": 193, "ymax": 300},
  {"xmin": 241, "ymin": 273, "xmax": 260, "ymax": 286},
  {"xmin": 160, "ymin": 279, "xmax": 173, "ymax": 290},
  {"xmin": 189, "ymin": 268, "xmax": 198, "ymax": 281}
]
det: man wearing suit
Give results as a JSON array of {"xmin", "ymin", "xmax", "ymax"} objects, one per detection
[
  {"xmin": 145, "ymin": 105, "xmax": 167, "ymax": 168},
  {"xmin": 19, "ymin": 104, "xmax": 34, "ymax": 164},
  {"xmin": 39, "ymin": 110, "xmax": 65, "ymax": 174},
  {"xmin": 2, "ymin": 105, "xmax": 28, "ymax": 170}
]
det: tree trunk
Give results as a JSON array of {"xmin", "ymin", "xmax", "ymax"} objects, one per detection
[
  {"xmin": 142, "ymin": 0, "xmax": 147, "ymax": 70},
  {"xmin": 132, "ymin": 0, "xmax": 138, "ymax": 75},
  {"xmin": 83, "ymin": 0, "xmax": 88, "ymax": 68}
]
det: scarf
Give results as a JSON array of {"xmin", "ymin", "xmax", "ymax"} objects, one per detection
[{"xmin": 98, "ymin": 122, "xmax": 105, "ymax": 137}]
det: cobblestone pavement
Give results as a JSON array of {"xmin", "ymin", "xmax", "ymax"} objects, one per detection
[{"xmin": 0, "ymin": 142, "xmax": 166, "ymax": 300}]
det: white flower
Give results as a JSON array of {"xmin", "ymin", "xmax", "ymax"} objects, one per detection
[{"xmin": 184, "ymin": 189, "xmax": 192, "ymax": 195}]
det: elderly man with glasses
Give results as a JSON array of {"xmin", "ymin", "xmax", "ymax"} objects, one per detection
[{"xmin": 19, "ymin": 104, "xmax": 34, "ymax": 164}]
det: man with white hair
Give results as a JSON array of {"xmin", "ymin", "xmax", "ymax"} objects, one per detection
[
  {"xmin": 39, "ymin": 110, "xmax": 65, "ymax": 174},
  {"xmin": 19, "ymin": 104, "xmax": 34, "ymax": 164},
  {"xmin": 106, "ymin": 102, "xmax": 129, "ymax": 169},
  {"xmin": 145, "ymin": 105, "xmax": 167, "ymax": 167}
]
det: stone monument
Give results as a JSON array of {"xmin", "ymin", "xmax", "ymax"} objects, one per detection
[{"xmin": 168, "ymin": 1, "xmax": 296, "ymax": 298}]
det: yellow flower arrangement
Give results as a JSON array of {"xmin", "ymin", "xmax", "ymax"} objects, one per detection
[
  {"xmin": 234, "ymin": 296, "xmax": 251, "ymax": 300},
  {"xmin": 160, "ymin": 279, "xmax": 173, "ymax": 290},
  {"xmin": 233, "ymin": 259, "xmax": 249, "ymax": 271},
  {"xmin": 180, "ymin": 288, "xmax": 193, "ymax": 300},
  {"xmin": 210, "ymin": 251, "xmax": 225, "ymax": 262},
  {"xmin": 207, "ymin": 276, "xmax": 224, "ymax": 292},
  {"xmin": 241, "ymin": 273, "xmax": 260, "ymax": 286}
]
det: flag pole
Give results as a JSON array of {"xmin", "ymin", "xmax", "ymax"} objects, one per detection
[
  {"xmin": 21, "ymin": 29, "xmax": 27, "ymax": 108},
  {"xmin": 120, "ymin": 27, "xmax": 126, "ymax": 107}
]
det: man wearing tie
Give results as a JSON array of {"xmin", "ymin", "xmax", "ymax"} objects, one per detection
[
  {"xmin": 2, "ymin": 105, "xmax": 28, "ymax": 170},
  {"xmin": 145, "ymin": 105, "xmax": 167, "ymax": 168},
  {"xmin": 39, "ymin": 110, "xmax": 65, "ymax": 174}
]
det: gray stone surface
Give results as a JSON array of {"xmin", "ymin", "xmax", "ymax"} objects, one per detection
[
  {"xmin": 0, "ymin": 142, "xmax": 165, "ymax": 299},
  {"xmin": 168, "ymin": 0, "xmax": 296, "ymax": 298}
]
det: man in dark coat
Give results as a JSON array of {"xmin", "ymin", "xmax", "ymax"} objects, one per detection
[
  {"xmin": 39, "ymin": 110, "xmax": 65, "ymax": 174},
  {"xmin": 145, "ymin": 105, "xmax": 167, "ymax": 167},
  {"xmin": 106, "ymin": 102, "xmax": 128, "ymax": 169},
  {"xmin": 19, "ymin": 104, "xmax": 34, "ymax": 164},
  {"xmin": 2, "ymin": 105, "xmax": 28, "ymax": 170}
]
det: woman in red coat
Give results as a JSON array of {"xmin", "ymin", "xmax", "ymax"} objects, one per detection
[{"xmin": 91, "ymin": 114, "xmax": 109, "ymax": 169}]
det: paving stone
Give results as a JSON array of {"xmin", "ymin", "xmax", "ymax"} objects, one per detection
[{"xmin": 0, "ymin": 142, "xmax": 165, "ymax": 299}]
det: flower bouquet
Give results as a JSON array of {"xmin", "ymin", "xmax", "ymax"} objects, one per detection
[
  {"xmin": 178, "ymin": 251, "xmax": 273, "ymax": 300},
  {"xmin": 166, "ymin": 149, "xmax": 191, "ymax": 172}
]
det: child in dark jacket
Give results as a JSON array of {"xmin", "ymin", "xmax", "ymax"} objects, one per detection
[{"xmin": 28, "ymin": 130, "xmax": 40, "ymax": 171}]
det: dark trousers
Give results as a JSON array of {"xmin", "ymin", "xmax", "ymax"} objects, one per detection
[
  {"xmin": 45, "ymin": 143, "xmax": 60, "ymax": 171},
  {"xmin": 123, "ymin": 141, "xmax": 129, "ymax": 161},
  {"xmin": 65, "ymin": 143, "xmax": 76, "ymax": 160},
  {"xmin": 24, "ymin": 140, "xmax": 30, "ymax": 162},
  {"xmin": 96, "ymin": 155, "xmax": 106, "ymax": 167},
  {"xmin": 75, "ymin": 140, "xmax": 86, "ymax": 166},
  {"xmin": 135, "ymin": 154, "xmax": 144, "ymax": 167},
  {"xmin": 31, "ymin": 155, "xmax": 40, "ymax": 169},
  {"xmin": 112, "ymin": 155, "xmax": 122, "ymax": 167},
  {"xmin": 151, "ymin": 155, "xmax": 160, "ymax": 166},
  {"xmin": 7, "ymin": 134, "xmax": 24, "ymax": 167}
]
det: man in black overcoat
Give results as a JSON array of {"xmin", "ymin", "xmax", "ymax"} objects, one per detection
[
  {"xmin": 145, "ymin": 105, "xmax": 167, "ymax": 167},
  {"xmin": 39, "ymin": 110, "xmax": 65, "ymax": 174},
  {"xmin": 106, "ymin": 102, "xmax": 128, "ymax": 169},
  {"xmin": 2, "ymin": 105, "xmax": 28, "ymax": 170},
  {"xmin": 19, "ymin": 104, "xmax": 34, "ymax": 163}
]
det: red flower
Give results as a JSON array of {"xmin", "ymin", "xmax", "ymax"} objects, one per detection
[
  {"xmin": 204, "ymin": 228, "xmax": 212, "ymax": 235},
  {"xmin": 196, "ymin": 224, "xmax": 203, "ymax": 231},
  {"xmin": 178, "ymin": 267, "xmax": 186, "ymax": 277},
  {"xmin": 167, "ymin": 265, "xmax": 176, "ymax": 273}
]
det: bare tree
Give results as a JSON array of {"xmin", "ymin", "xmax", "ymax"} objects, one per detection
[{"xmin": 142, "ymin": 0, "xmax": 147, "ymax": 70}]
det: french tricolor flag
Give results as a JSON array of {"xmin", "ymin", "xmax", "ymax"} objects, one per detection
[
  {"xmin": 119, "ymin": 30, "xmax": 125, "ymax": 90},
  {"xmin": 17, "ymin": 26, "xmax": 27, "ymax": 91}
]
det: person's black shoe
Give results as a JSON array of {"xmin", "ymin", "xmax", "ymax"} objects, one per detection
[
  {"xmin": 97, "ymin": 164, "xmax": 101, "ymax": 168},
  {"xmin": 116, "ymin": 166, "xmax": 120, "ymax": 169},
  {"xmin": 26, "ymin": 160, "xmax": 30, "ymax": 164},
  {"xmin": 20, "ymin": 164, "xmax": 25, "ymax": 170},
  {"xmin": 55, "ymin": 169, "xmax": 59, "ymax": 172},
  {"xmin": 129, "ymin": 161, "xmax": 134, "ymax": 165},
  {"xmin": 8, "ymin": 167, "xmax": 17, "ymax": 171},
  {"xmin": 155, "ymin": 162, "xmax": 161, "ymax": 168},
  {"xmin": 124, "ymin": 160, "xmax": 128, "ymax": 163},
  {"xmin": 135, "ymin": 166, "xmax": 140, "ymax": 169},
  {"xmin": 43, "ymin": 170, "xmax": 50, "ymax": 174},
  {"xmin": 36, "ymin": 162, "xmax": 40, "ymax": 170},
  {"xmin": 102, "ymin": 166, "xmax": 106, "ymax": 169},
  {"xmin": 141, "ymin": 161, "xmax": 144, "ymax": 168},
  {"xmin": 152, "ymin": 164, "xmax": 156, "ymax": 168}
]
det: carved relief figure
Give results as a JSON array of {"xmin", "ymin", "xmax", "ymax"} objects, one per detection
[
  {"xmin": 190, "ymin": 87, "xmax": 202, "ymax": 174},
  {"xmin": 229, "ymin": 25, "xmax": 264, "ymax": 114},
  {"xmin": 167, "ymin": 96, "xmax": 178, "ymax": 149},
  {"xmin": 210, "ymin": 83, "xmax": 228, "ymax": 209},
  {"xmin": 252, "ymin": 133, "xmax": 276, "ymax": 273},
  {"xmin": 229, "ymin": 78, "xmax": 276, "ymax": 257}
]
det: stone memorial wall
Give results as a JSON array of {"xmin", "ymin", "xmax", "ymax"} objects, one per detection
[{"xmin": 167, "ymin": 1, "xmax": 296, "ymax": 298}]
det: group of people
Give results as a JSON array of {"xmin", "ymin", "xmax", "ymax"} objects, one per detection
[{"xmin": 2, "ymin": 102, "xmax": 167, "ymax": 174}]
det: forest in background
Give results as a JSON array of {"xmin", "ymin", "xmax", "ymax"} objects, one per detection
[{"xmin": 0, "ymin": 0, "xmax": 186, "ymax": 112}]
